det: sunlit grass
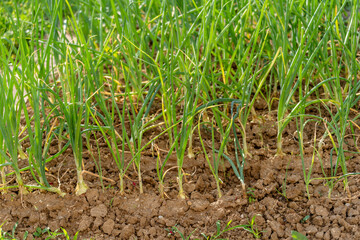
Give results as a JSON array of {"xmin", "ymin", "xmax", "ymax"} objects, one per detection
[{"xmin": 0, "ymin": 0, "xmax": 359, "ymax": 200}]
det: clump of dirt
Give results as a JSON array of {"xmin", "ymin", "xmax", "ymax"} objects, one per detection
[{"xmin": 1, "ymin": 108, "xmax": 360, "ymax": 240}]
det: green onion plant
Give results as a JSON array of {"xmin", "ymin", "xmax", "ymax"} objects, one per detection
[
  {"xmin": 198, "ymin": 114, "xmax": 230, "ymax": 199},
  {"xmin": 0, "ymin": 44, "xmax": 27, "ymax": 195},
  {"xmin": 0, "ymin": 0, "xmax": 359, "ymax": 204}
]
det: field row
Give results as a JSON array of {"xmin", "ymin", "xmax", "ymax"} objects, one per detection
[{"xmin": 0, "ymin": 0, "xmax": 359, "ymax": 200}]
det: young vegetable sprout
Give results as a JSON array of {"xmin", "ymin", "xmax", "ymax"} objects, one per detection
[
  {"xmin": 45, "ymin": 50, "xmax": 90, "ymax": 195},
  {"xmin": 0, "ymin": 46, "xmax": 28, "ymax": 195},
  {"xmin": 198, "ymin": 115, "xmax": 229, "ymax": 199}
]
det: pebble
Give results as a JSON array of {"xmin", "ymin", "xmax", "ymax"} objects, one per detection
[
  {"xmin": 315, "ymin": 205, "xmax": 329, "ymax": 217},
  {"xmin": 102, "ymin": 219, "xmax": 115, "ymax": 234},
  {"xmin": 90, "ymin": 204, "xmax": 108, "ymax": 218},
  {"xmin": 330, "ymin": 227, "xmax": 341, "ymax": 239},
  {"xmin": 190, "ymin": 199, "xmax": 210, "ymax": 212},
  {"xmin": 120, "ymin": 225, "xmax": 135, "ymax": 239},
  {"xmin": 305, "ymin": 225, "xmax": 317, "ymax": 235}
]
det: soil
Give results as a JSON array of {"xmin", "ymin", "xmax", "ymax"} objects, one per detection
[{"xmin": 1, "ymin": 101, "xmax": 360, "ymax": 240}]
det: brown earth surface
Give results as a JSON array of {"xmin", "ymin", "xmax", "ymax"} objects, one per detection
[{"xmin": 1, "ymin": 103, "xmax": 360, "ymax": 240}]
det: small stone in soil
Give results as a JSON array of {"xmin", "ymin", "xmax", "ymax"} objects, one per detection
[
  {"xmin": 330, "ymin": 227, "xmax": 341, "ymax": 239},
  {"xmin": 190, "ymin": 199, "xmax": 210, "ymax": 212},
  {"xmin": 120, "ymin": 225, "xmax": 135, "ymax": 239},
  {"xmin": 149, "ymin": 227, "xmax": 157, "ymax": 237},
  {"xmin": 127, "ymin": 216, "xmax": 138, "ymax": 224},
  {"xmin": 78, "ymin": 216, "xmax": 93, "ymax": 232},
  {"xmin": 315, "ymin": 205, "xmax": 329, "ymax": 217},
  {"xmin": 86, "ymin": 189, "xmax": 99, "ymax": 204},
  {"xmin": 324, "ymin": 230, "xmax": 331, "ymax": 240},
  {"xmin": 270, "ymin": 232, "xmax": 279, "ymax": 240},
  {"xmin": 183, "ymin": 183, "xmax": 196, "ymax": 193},
  {"xmin": 159, "ymin": 200, "xmax": 189, "ymax": 218},
  {"xmin": 93, "ymin": 217, "xmax": 103, "ymax": 229},
  {"xmin": 90, "ymin": 204, "xmax": 108, "ymax": 218},
  {"xmin": 102, "ymin": 219, "xmax": 115, "ymax": 234},
  {"xmin": 195, "ymin": 176, "xmax": 206, "ymax": 191},
  {"xmin": 312, "ymin": 216, "xmax": 324, "ymax": 226},
  {"xmin": 348, "ymin": 208, "xmax": 359, "ymax": 217},
  {"xmin": 285, "ymin": 212, "xmax": 301, "ymax": 224},
  {"xmin": 315, "ymin": 231, "xmax": 324, "ymax": 239},
  {"xmin": 268, "ymin": 220, "xmax": 284, "ymax": 238},
  {"xmin": 286, "ymin": 184, "xmax": 303, "ymax": 199},
  {"xmin": 305, "ymin": 225, "xmax": 318, "ymax": 235}
]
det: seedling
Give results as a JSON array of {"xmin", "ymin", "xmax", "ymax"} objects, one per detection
[
  {"xmin": 166, "ymin": 220, "xmax": 259, "ymax": 240},
  {"xmin": 165, "ymin": 224, "xmax": 196, "ymax": 240},
  {"xmin": 61, "ymin": 228, "xmax": 79, "ymax": 240},
  {"xmin": 201, "ymin": 220, "xmax": 255, "ymax": 240},
  {"xmin": 291, "ymin": 231, "xmax": 308, "ymax": 240},
  {"xmin": 247, "ymin": 188, "xmax": 256, "ymax": 203},
  {"xmin": 0, "ymin": 222, "xmax": 27, "ymax": 240},
  {"xmin": 243, "ymin": 215, "xmax": 263, "ymax": 239},
  {"xmin": 33, "ymin": 227, "xmax": 63, "ymax": 240},
  {"xmin": 300, "ymin": 215, "xmax": 310, "ymax": 224}
]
